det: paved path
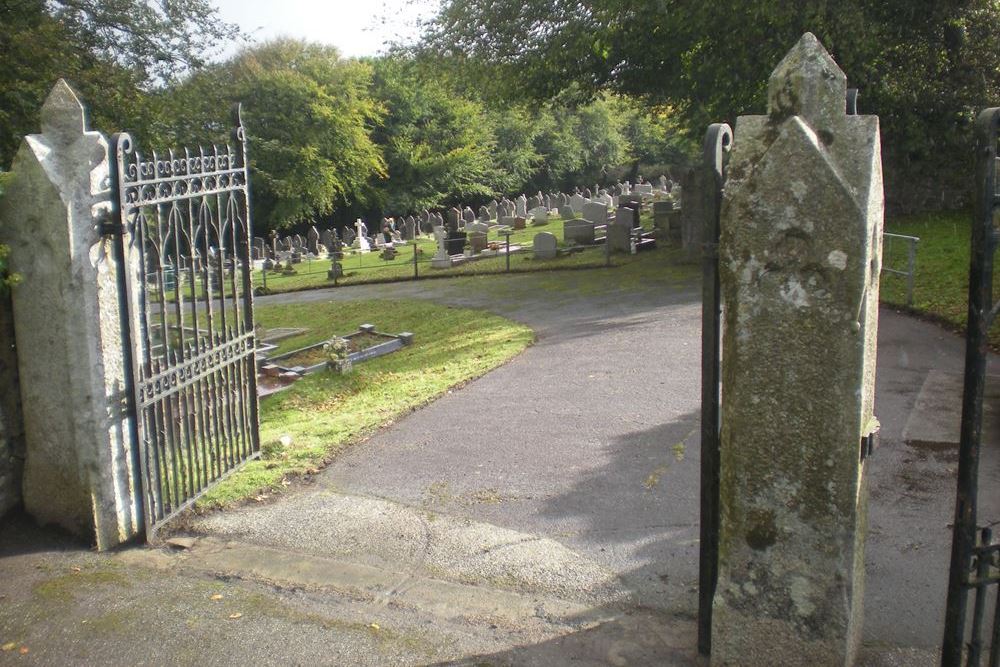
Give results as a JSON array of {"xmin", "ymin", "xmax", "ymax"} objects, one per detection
[
  {"xmin": 199, "ymin": 266, "xmax": 998, "ymax": 660},
  {"xmin": 2, "ymin": 261, "xmax": 997, "ymax": 664}
]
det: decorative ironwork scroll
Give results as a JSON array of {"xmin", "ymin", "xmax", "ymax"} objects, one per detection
[{"xmin": 110, "ymin": 105, "xmax": 260, "ymax": 537}]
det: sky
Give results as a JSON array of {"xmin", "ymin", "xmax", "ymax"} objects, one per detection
[{"xmin": 211, "ymin": 0, "xmax": 440, "ymax": 59}]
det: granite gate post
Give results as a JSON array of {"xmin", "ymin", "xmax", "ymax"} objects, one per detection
[
  {"xmin": 0, "ymin": 80, "xmax": 143, "ymax": 549},
  {"xmin": 712, "ymin": 34, "xmax": 883, "ymax": 666}
]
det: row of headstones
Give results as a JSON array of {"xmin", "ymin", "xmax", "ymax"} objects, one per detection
[{"xmin": 249, "ymin": 176, "xmax": 682, "ymax": 262}]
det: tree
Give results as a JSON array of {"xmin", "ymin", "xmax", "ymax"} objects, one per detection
[
  {"xmin": 422, "ymin": 0, "xmax": 1000, "ymax": 209},
  {"xmin": 154, "ymin": 40, "xmax": 387, "ymax": 232},
  {"xmin": 0, "ymin": 0, "xmax": 241, "ymax": 168},
  {"xmin": 366, "ymin": 57, "xmax": 495, "ymax": 214}
]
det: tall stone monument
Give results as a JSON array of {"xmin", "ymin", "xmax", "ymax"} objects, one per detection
[{"xmin": 713, "ymin": 34, "xmax": 882, "ymax": 666}]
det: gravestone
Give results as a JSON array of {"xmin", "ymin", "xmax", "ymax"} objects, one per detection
[
  {"xmin": 606, "ymin": 222, "xmax": 631, "ymax": 253},
  {"xmin": 327, "ymin": 239, "xmax": 344, "ymax": 279},
  {"xmin": 253, "ymin": 237, "xmax": 265, "ymax": 260},
  {"xmin": 478, "ymin": 205, "xmax": 490, "ymax": 223},
  {"xmin": 528, "ymin": 206, "xmax": 548, "ymax": 224},
  {"xmin": 462, "ymin": 206, "xmax": 476, "ymax": 224},
  {"xmin": 582, "ymin": 201, "xmax": 609, "ymax": 225},
  {"xmin": 558, "ymin": 206, "xmax": 577, "ymax": 220},
  {"xmin": 532, "ymin": 232, "xmax": 557, "ymax": 259},
  {"xmin": 619, "ymin": 193, "xmax": 642, "ymax": 210},
  {"xmin": 466, "ymin": 221, "xmax": 489, "ymax": 253},
  {"xmin": 307, "ymin": 226, "xmax": 320, "ymax": 255},
  {"xmin": 635, "ymin": 183, "xmax": 653, "ymax": 195},
  {"xmin": 320, "ymin": 229, "xmax": 335, "ymax": 250},
  {"xmin": 446, "ymin": 229, "xmax": 467, "ymax": 255},
  {"xmin": 515, "ymin": 194, "xmax": 528, "ymax": 217},
  {"xmin": 582, "ymin": 187, "xmax": 592, "ymax": 199},
  {"xmin": 652, "ymin": 201, "xmax": 676, "ymax": 241},
  {"xmin": 403, "ymin": 215, "xmax": 416, "ymax": 240},
  {"xmin": 527, "ymin": 195, "xmax": 541, "ymax": 210},
  {"xmin": 570, "ymin": 193, "xmax": 587, "ymax": 212},
  {"xmin": 342, "ymin": 226, "xmax": 356, "ymax": 246},
  {"xmin": 354, "ymin": 219, "xmax": 370, "ymax": 252},
  {"xmin": 713, "ymin": 33, "xmax": 882, "ymax": 667},
  {"xmin": 563, "ymin": 219, "xmax": 596, "ymax": 245},
  {"xmin": 447, "ymin": 207, "xmax": 461, "ymax": 233},
  {"xmin": 488, "ymin": 200, "xmax": 498, "ymax": 220},
  {"xmin": 431, "ymin": 226, "xmax": 451, "ymax": 268},
  {"xmin": 615, "ymin": 206, "xmax": 639, "ymax": 230}
]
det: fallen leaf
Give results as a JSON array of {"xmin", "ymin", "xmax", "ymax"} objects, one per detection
[
  {"xmin": 210, "ymin": 594, "xmax": 224, "ymax": 601},
  {"xmin": 228, "ymin": 613, "xmax": 242, "ymax": 619},
  {"xmin": 19, "ymin": 647, "xmax": 29, "ymax": 655},
  {"xmin": 369, "ymin": 623, "xmax": 380, "ymax": 631},
  {"xmin": 1, "ymin": 642, "xmax": 16, "ymax": 652},
  {"xmin": 71, "ymin": 566, "xmax": 81, "ymax": 573}
]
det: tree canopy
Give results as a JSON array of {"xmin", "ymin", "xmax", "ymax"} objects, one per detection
[{"xmin": 422, "ymin": 0, "xmax": 1000, "ymax": 207}]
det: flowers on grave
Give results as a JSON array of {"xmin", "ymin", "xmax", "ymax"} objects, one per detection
[
  {"xmin": 281, "ymin": 260, "xmax": 297, "ymax": 275},
  {"xmin": 324, "ymin": 336, "xmax": 353, "ymax": 374}
]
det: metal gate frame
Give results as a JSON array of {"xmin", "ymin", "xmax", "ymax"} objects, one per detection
[
  {"xmin": 942, "ymin": 106, "xmax": 1000, "ymax": 667},
  {"xmin": 108, "ymin": 105, "xmax": 261, "ymax": 539},
  {"xmin": 698, "ymin": 121, "xmax": 733, "ymax": 656}
]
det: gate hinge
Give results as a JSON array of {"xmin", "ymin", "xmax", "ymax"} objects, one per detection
[
  {"xmin": 97, "ymin": 210, "xmax": 125, "ymax": 237},
  {"xmin": 860, "ymin": 418, "xmax": 880, "ymax": 463}
]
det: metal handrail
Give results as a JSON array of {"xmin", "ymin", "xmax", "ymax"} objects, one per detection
[{"xmin": 882, "ymin": 232, "xmax": 920, "ymax": 307}]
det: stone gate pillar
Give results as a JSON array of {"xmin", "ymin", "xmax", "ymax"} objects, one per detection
[
  {"xmin": 712, "ymin": 34, "xmax": 882, "ymax": 666},
  {"xmin": 0, "ymin": 81, "xmax": 142, "ymax": 549}
]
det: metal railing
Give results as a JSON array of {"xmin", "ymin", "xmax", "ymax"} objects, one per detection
[{"xmin": 882, "ymin": 232, "xmax": 920, "ymax": 307}]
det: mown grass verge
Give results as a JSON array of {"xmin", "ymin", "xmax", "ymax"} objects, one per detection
[
  {"xmin": 195, "ymin": 298, "xmax": 533, "ymax": 508},
  {"xmin": 881, "ymin": 210, "xmax": 1000, "ymax": 346}
]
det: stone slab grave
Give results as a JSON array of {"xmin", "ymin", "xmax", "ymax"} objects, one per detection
[{"xmin": 259, "ymin": 324, "xmax": 414, "ymax": 396}]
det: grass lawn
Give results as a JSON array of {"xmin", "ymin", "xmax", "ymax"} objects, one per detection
[
  {"xmin": 881, "ymin": 210, "xmax": 1000, "ymax": 346},
  {"xmin": 195, "ymin": 298, "xmax": 534, "ymax": 508}
]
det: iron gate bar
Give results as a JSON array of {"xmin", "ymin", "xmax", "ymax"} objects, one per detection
[
  {"xmin": 942, "ymin": 106, "xmax": 1000, "ymax": 667},
  {"xmin": 698, "ymin": 121, "xmax": 733, "ymax": 657},
  {"xmin": 110, "ymin": 104, "xmax": 261, "ymax": 539}
]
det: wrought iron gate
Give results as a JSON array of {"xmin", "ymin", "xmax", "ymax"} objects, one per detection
[
  {"xmin": 109, "ymin": 105, "xmax": 260, "ymax": 538},
  {"xmin": 942, "ymin": 107, "xmax": 1000, "ymax": 667}
]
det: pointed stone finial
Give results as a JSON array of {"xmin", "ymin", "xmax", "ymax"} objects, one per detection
[
  {"xmin": 39, "ymin": 79, "xmax": 88, "ymax": 147},
  {"xmin": 767, "ymin": 33, "xmax": 847, "ymax": 127}
]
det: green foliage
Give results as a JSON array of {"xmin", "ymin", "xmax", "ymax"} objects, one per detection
[
  {"xmin": 0, "ymin": 0, "xmax": 240, "ymax": 169},
  {"xmin": 423, "ymin": 0, "xmax": 1000, "ymax": 207},
  {"xmin": 366, "ymin": 57, "xmax": 495, "ymax": 212},
  {"xmin": 0, "ymin": 171, "xmax": 19, "ymax": 292},
  {"xmin": 153, "ymin": 40, "xmax": 387, "ymax": 232},
  {"xmin": 881, "ymin": 210, "xmax": 1000, "ymax": 346}
]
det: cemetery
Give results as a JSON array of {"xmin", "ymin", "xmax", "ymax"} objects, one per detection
[
  {"xmin": 252, "ymin": 185, "xmax": 671, "ymax": 293},
  {"xmin": 0, "ymin": 1, "xmax": 998, "ymax": 665}
]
